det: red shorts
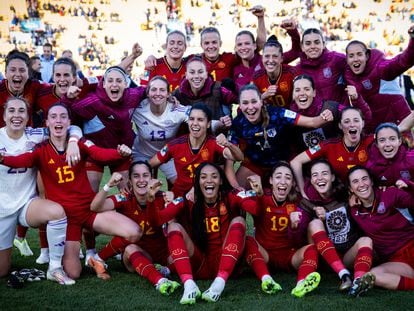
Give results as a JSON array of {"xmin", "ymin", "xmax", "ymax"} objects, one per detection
[
  {"xmin": 190, "ymin": 245, "xmax": 221, "ymax": 280},
  {"xmin": 137, "ymin": 237, "xmax": 169, "ymax": 266},
  {"xmin": 66, "ymin": 211, "xmax": 97, "ymax": 241},
  {"xmin": 267, "ymin": 247, "xmax": 296, "ymax": 272},
  {"xmin": 86, "ymin": 157, "xmax": 131, "ymax": 173},
  {"xmin": 389, "ymin": 239, "xmax": 414, "ymax": 269}
]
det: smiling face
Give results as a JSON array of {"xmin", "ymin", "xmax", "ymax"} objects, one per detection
[
  {"xmin": 262, "ymin": 45, "xmax": 283, "ymax": 74},
  {"xmin": 130, "ymin": 163, "xmax": 152, "ymax": 197},
  {"xmin": 53, "ymin": 63, "xmax": 76, "ymax": 97},
  {"xmin": 166, "ymin": 32, "xmax": 186, "ymax": 60},
  {"xmin": 339, "ymin": 109, "xmax": 364, "ymax": 146},
  {"xmin": 199, "ymin": 164, "xmax": 221, "ymax": 203},
  {"xmin": 292, "ymin": 78, "xmax": 316, "ymax": 110},
  {"xmin": 185, "ymin": 60, "xmax": 207, "ymax": 92},
  {"xmin": 46, "ymin": 105, "xmax": 70, "ymax": 139},
  {"xmin": 6, "ymin": 59, "xmax": 29, "ymax": 95},
  {"xmin": 375, "ymin": 127, "xmax": 402, "ymax": 159},
  {"xmin": 201, "ymin": 31, "xmax": 221, "ymax": 62},
  {"xmin": 148, "ymin": 78, "xmax": 169, "ymax": 107},
  {"xmin": 346, "ymin": 43, "xmax": 368, "ymax": 75},
  {"xmin": 235, "ymin": 33, "xmax": 256, "ymax": 61},
  {"xmin": 188, "ymin": 108, "xmax": 210, "ymax": 139},
  {"xmin": 239, "ymin": 88, "xmax": 262, "ymax": 124},
  {"xmin": 301, "ymin": 32, "xmax": 324, "ymax": 59},
  {"xmin": 103, "ymin": 70, "xmax": 127, "ymax": 102},
  {"xmin": 269, "ymin": 165, "xmax": 294, "ymax": 202},
  {"xmin": 4, "ymin": 98, "xmax": 29, "ymax": 133},
  {"xmin": 310, "ymin": 162, "xmax": 335, "ymax": 198},
  {"xmin": 348, "ymin": 168, "xmax": 374, "ymax": 205}
]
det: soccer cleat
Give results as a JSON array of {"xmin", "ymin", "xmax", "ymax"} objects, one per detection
[
  {"xmin": 180, "ymin": 283, "xmax": 201, "ymax": 305},
  {"xmin": 201, "ymin": 288, "xmax": 222, "ymax": 302},
  {"xmin": 7, "ymin": 271, "xmax": 25, "ymax": 289},
  {"xmin": 19, "ymin": 268, "xmax": 46, "ymax": 282},
  {"xmin": 349, "ymin": 272, "xmax": 375, "ymax": 297},
  {"xmin": 291, "ymin": 272, "xmax": 321, "ymax": 298},
  {"xmin": 87, "ymin": 257, "xmax": 111, "ymax": 280},
  {"xmin": 339, "ymin": 273, "xmax": 353, "ymax": 291},
  {"xmin": 47, "ymin": 268, "xmax": 75, "ymax": 285},
  {"xmin": 156, "ymin": 279, "xmax": 181, "ymax": 296},
  {"xmin": 114, "ymin": 253, "xmax": 122, "ymax": 261},
  {"xmin": 261, "ymin": 278, "xmax": 282, "ymax": 294},
  {"xmin": 36, "ymin": 252, "xmax": 50, "ymax": 265},
  {"xmin": 13, "ymin": 238, "xmax": 33, "ymax": 256},
  {"xmin": 154, "ymin": 263, "xmax": 171, "ymax": 278}
]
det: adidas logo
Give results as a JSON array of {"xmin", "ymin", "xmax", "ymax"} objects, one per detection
[
  {"xmin": 180, "ymin": 157, "xmax": 187, "ymax": 162},
  {"xmin": 108, "ymin": 115, "xmax": 115, "ymax": 119},
  {"xmin": 142, "ymin": 121, "xmax": 148, "ymax": 125},
  {"xmin": 337, "ymin": 156, "xmax": 344, "ymax": 162},
  {"xmin": 380, "ymin": 176, "xmax": 387, "ymax": 181},
  {"xmin": 48, "ymin": 159, "xmax": 55, "ymax": 164}
]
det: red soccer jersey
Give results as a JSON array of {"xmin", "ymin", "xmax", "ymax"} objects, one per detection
[
  {"xmin": 2, "ymin": 138, "xmax": 122, "ymax": 219},
  {"xmin": 305, "ymin": 135, "xmax": 375, "ymax": 182},
  {"xmin": 243, "ymin": 193, "xmax": 304, "ymax": 251},
  {"xmin": 253, "ymin": 65, "xmax": 296, "ymax": 108},
  {"xmin": 110, "ymin": 192, "xmax": 168, "ymax": 251},
  {"xmin": 156, "ymin": 134, "xmax": 225, "ymax": 196},
  {"xmin": 202, "ymin": 52, "xmax": 238, "ymax": 82},
  {"xmin": 148, "ymin": 190, "xmax": 246, "ymax": 249},
  {"xmin": 141, "ymin": 56, "xmax": 186, "ymax": 91},
  {"xmin": 0, "ymin": 79, "xmax": 50, "ymax": 127}
]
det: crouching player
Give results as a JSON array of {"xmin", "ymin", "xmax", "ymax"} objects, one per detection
[
  {"xmin": 147, "ymin": 162, "xmax": 248, "ymax": 304},
  {"xmin": 88, "ymin": 161, "xmax": 180, "ymax": 295},
  {"xmin": 0, "ymin": 103, "xmax": 141, "ymax": 280},
  {"xmin": 244, "ymin": 162, "xmax": 321, "ymax": 297}
]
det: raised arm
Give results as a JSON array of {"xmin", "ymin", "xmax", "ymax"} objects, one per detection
[
  {"xmin": 290, "ymin": 151, "xmax": 312, "ymax": 198},
  {"xmin": 216, "ymin": 133, "xmax": 244, "ymax": 161},
  {"xmin": 118, "ymin": 43, "xmax": 143, "ymax": 72},
  {"xmin": 250, "ymin": 5, "xmax": 266, "ymax": 51},
  {"xmin": 90, "ymin": 172, "xmax": 122, "ymax": 212}
]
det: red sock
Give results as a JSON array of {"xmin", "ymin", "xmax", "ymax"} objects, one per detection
[
  {"xmin": 245, "ymin": 236, "xmax": 270, "ymax": 280},
  {"xmin": 312, "ymin": 231, "xmax": 345, "ymax": 274},
  {"xmin": 168, "ymin": 230, "xmax": 192, "ymax": 283},
  {"xmin": 38, "ymin": 224, "xmax": 48, "ymax": 248},
  {"xmin": 98, "ymin": 236, "xmax": 130, "ymax": 261},
  {"xmin": 17, "ymin": 225, "xmax": 28, "ymax": 239},
  {"xmin": 129, "ymin": 251, "xmax": 163, "ymax": 285},
  {"xmin": 217, "ymin": 222, "xmax": 245, "ymax": 281},
  {"xmin": 353, "ymin": 247, "xmax": 373, "ymax": 279},
  {"xmin": 83, "ymin": 229, "xmax": 96, "ymax": 250},
  {"xmin": 398, "ymin": 276, "xmax": 414, "ymax": 290},
  {"xmin": 297, "ymin": 244, "xmax": 318, "ymax": 282}
]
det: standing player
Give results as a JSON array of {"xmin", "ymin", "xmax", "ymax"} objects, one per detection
[
  {"xmin": 0, "ymin": 97, "xmax": 81, "ymax": 284},
  {"xmin": 227, "ymin": 84, "xmax": 332, "ymax": 190},
  {"xmin": 132, "ymin": 76, "xmax": 189, "ymax": 184},
  {"xmin": 147, "ymin": 162, "xmax": 248, "ymax": 304},
  {"xmin": 0, "ymin": 103, "xmax": 141, "ymax": 280},
  {"xmin": 243, "ymin": 163, "xmax": 321, "ymax": 298},
  {"xmin": 149, "ymin": 103, "xmax": 244, "ymax": 197},
  {"xmin": 87, "ymin": 162, "xmax": 180, "ymax": 296},
  {"xmin": 141, "ymin": 30, "xmax": 188, "ymax": 91},
  {"xmin": 344, "ymin": 26, "xmax": 414, "ymax": 133}
]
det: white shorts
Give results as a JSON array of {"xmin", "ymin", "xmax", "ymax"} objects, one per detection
[
  {"xmin": 133, "ymin": 155, "xmax": 177, "ymax": 181},
  {"xmin": 0, "ymin": 198, "xmax": 33, "ymax": 250}
]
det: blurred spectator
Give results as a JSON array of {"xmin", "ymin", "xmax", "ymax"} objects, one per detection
[
  {"xmin": 29, "ymin": 55, "xmax": 42, "ymax": 81},
  {"xmin": 40, "ymin": 42, "xmax": 55, "ymax": 82}
]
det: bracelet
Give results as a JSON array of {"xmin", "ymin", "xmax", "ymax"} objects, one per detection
[
  {"xmin": 68, "ymin": 137, "xmax": 78, "ymax": 143},
  {"xmin": 103, "ymin": 184, "xmax": 110, "ymax": 192}
]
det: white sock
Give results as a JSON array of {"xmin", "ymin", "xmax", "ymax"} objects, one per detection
[
  {"xmin": 338, "ymin": 269, "xmax": 351, "ymax": 279},
  {"xmin": 46, "ymin": 217, "xmax": 67, "ymax": 271},
  {"xmin": 86, "ymin": 248, "xmax": 96, "ymax": 256},
  {"xmin": 261, "ymin": 275, "xmax": 272, "ymax": 282},
  {"xmin": 209, "ymin": 277, "xmax": 225, "ymax": 294},
  {"xmin": 40, "ymin": 248, "xmax": 49, "ymax": 255}
]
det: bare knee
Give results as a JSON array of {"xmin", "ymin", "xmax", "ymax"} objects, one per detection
[
  {"xmin": 167, "ymin": 222, "xmax": 185, "ymax": 234},
  {"xmin": 308, "ymin": 218, "xmax": 324, "ymax": 235},
  {"xmin": 47, "ymin": 203, "xmax": 66, "ymax": 220},
  {"xmin": 125, "ymin": 226, "xmax": 142, "ymax": 243},
  {"xmin": 355, "ymin": 236, "xmax": 373, "ymax": 249}
]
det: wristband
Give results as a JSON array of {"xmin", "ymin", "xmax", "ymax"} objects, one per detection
[
  {"xmin": 103, "ymin": 184, "xmax": 110, "ymax": 192},
  {"xmin": 68, "ymin": 137, "xmax": 78, "ymax": 143}
]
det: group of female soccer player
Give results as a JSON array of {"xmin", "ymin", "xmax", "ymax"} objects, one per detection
[{"xmin": 1, "ymin": 5, "xmax": 414, "ymax": 304}]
